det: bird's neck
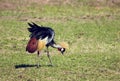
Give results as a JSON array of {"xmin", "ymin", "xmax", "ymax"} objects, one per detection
[{"xmin": 52, "ymin": 44, "xmax": 62, "ymax": 49}]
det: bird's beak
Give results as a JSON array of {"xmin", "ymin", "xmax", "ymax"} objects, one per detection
[{"xmin": 61, "ymin": 51, "xmax": 64, "ymax": 55}]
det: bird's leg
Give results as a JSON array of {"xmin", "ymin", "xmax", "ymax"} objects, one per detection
[
  {"xmin": 46, "ymin": 47, "xmax": 53, "ymax": 66},
  {"xmin": 36, "ymin": 51, "xmax": 41, "ymax": 68}
]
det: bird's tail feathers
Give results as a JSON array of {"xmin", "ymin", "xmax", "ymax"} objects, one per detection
[
  {"xmin": 27, "ymin": 22, "xmax": 41, "ymax": 32},
  {"xmin": 28, "ymin": 22, "xmax": 40, "ymax": 28}
]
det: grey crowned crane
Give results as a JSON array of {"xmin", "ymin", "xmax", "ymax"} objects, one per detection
[{"xmin": 26, "ymin": 22, "xmax": 68, "ymax": 67}]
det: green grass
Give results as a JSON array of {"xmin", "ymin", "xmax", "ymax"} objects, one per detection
[{"xmin": 0, "ymin": 0, "xmax": 120, "ymax": 81}]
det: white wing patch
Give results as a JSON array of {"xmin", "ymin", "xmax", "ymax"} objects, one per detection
[{"xmin": 39, "ymin": 36, "xmax": 48, "ymax": 44}]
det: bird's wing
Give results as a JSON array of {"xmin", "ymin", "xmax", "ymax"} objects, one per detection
[{"xmin": 27, "ymin": 22, "xmax": 55, "ymax": 44}]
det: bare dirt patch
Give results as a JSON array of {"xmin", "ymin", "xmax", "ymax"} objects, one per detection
[
  {"xmin": 0, "ymin": 1, "xmax": 16, "ymax": 10},
  {"xmin": 0, "ymin": 0, "xmax": 79, "ymax": 10},
  {"xmin": 88, "ymin": 0, "xmax": 120, "ymax": 7},
  {"xmin": 26, "ymin": 0, "xmax": 78, "ymax": 5},
  {"xmin": 0, "ymin": 0, "xmax": 119, "ymax": 11}
]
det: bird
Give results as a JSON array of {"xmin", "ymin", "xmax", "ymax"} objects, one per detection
[{"xmin": 26, "ymin": 22, "xmax": 68, "ymax": 67}]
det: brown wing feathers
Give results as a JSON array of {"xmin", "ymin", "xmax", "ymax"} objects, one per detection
[{"xmin": 26, "ymin": 37, "xmax": 38, "ymax": 53}]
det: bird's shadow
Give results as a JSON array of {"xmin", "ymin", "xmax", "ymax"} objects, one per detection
[{"xmin": 15, "ymin": 64, "xmax": 54, "ymax": 69}]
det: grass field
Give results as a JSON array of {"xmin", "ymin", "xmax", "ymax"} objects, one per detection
[{"xmin": 0, "ymin": 0, "xmax": 120, "ymax": 81}]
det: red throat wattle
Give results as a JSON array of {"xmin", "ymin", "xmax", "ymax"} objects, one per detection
[{"xmin": 58, "ymin": 48, "xmax": 61, "ymax": 51}]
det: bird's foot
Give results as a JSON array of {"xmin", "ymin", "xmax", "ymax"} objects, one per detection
[{"xmin": 36, "ymin": 63, "xmax": 41, "ymax": 68}]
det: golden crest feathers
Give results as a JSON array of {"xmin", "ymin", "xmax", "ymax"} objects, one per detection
[{"xmin": 59, "ymin": 42, "xmax": 69, "ymax": 49}]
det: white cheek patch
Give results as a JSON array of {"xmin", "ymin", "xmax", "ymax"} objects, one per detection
[{"xmin": 61, "ymin": 48, "xmax": 64, "ymax": 51}]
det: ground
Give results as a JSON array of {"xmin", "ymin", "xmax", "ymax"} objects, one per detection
[{"xmin": 0, "ymin": 0, "xmax": 120, "ymax": 81}]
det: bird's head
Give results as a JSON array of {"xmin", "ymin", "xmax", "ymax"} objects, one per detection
[
  {"xmin": 58, "ymin": 42, "xmax": 69, "ymax": 55},
  {"xmin": 58, "ymin": 48, "xmax": 66, "ymax": 54}
]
